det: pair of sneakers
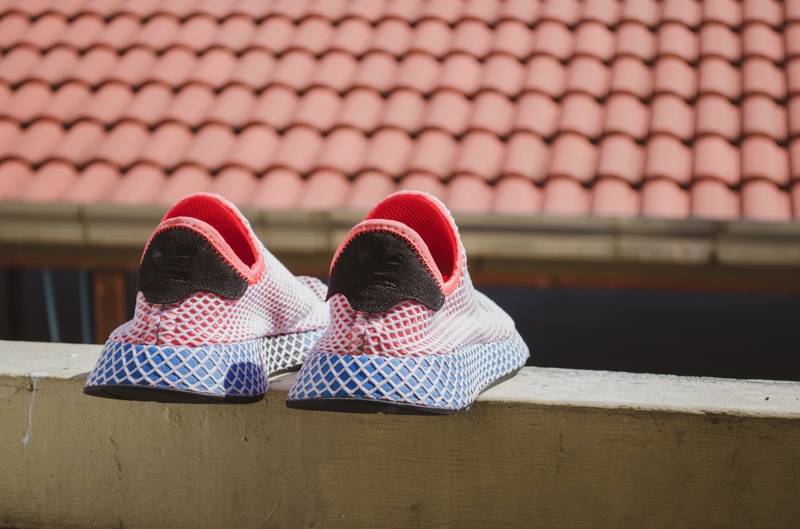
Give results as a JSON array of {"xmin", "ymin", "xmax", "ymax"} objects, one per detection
[{"xmin": 84, "ymin": 191, "xmax": 529, "ymax": 414}]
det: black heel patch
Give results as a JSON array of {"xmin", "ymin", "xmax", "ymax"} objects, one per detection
[
  {"xmin": 327, "ymin": 231, "xmax": 445, "ymax": 313},
  {"xmin": 138, "ymin": 227, "xmax": 248, "ymax": 304}
]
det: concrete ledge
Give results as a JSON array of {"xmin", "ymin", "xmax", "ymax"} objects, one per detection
[{"xmin": 1, "ymin": 341, "xmax": 799, "ymax": 529}]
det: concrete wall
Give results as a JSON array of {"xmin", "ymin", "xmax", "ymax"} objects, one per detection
[{"xmin": 1, "ymin": 340, "xmax": 799, "ymax": 529}]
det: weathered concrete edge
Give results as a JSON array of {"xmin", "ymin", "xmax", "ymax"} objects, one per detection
[{"xmin": 2, "ymin": 340, "xmax": 798, "ymax": 420}]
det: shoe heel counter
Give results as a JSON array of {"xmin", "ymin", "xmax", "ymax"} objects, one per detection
[
  {"xmin": 326, "ymin": 230, "xmax": 445, "ymax": 314},
  {"xmin": 137, "ymin": 225, "xmax": 248, "ymax": 305}
]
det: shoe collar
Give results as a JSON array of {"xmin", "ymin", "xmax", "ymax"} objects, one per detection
[{"xmin": 143, "ymin": 192, "xmax": 265, "ymax": 285}]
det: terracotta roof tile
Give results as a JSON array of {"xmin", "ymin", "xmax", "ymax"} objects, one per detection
[
  {"xmin": 206, "ymin": 165, "xmax": 258, "ymax": 205},
  {"xmin": 315, "ymin": 127, "xmax": 368, "ymax": 176},
  {"xmin": 139, "ymin": 123, "xmax": 193, "ymax": 169},
  {"xmin": 407, "ymin": 129, "xmax": 457, "ymax": 176},
  {"xmin": 354, "ymin": 87, "xmax": 401, "ymax": 132},
  {"xmin": 691, "ymin": 178, "xmax": 739, "ymax": 220},
  {"xmin": 743, "ymin": 22, "xmax": 784, "ymax": 63},
  {"xmin": 305, "ymin": 0, "xmax": 347, "ymax": 21},
  {"xmin": 741, "ymin": 136, "xmax": 789, "ymax": 186},
  {"xmin": 346, "ymin": 170, "xmax": 396, "ymax": 210},
  {"xmin": 549, "ymin": 133, "xmax": 598, "ymax": 184},
  {"xmin": 621, "ymin": 0, "xmax": 661, "ymax": 28},
  {"xmin": 223, "ymin": 124, "xmax": 278, "ymax": 173},
  {"xmin": 249, "ymin": 85, "xmax": 298, "ymax": 131},
  {"xmin": 0, "ymin": 80, "xmax": 50, "ymax": 124},
  {"xmin": 698, "ymin": 57, "xmax": 741, "ymax": 101},
  {"xmin": 1, "ymin": 0, "xmax": 797, "ymax": 222},
  {"xmin": 542, "ymin": 176, "xmax": 591, "ymax": 216},
  {"xmin": 91, "ymin": 120, "xmax": 150, "ymax": 168},
  {"xmin": 591, "ymin": 177, "xmax": 640, "ymax": 217},
  {"xmin": 296, "ymin": 169, "xmax": 350, "ymax": 211},
  {"xmin": 363, "ymin": 128, "xmax": 412, "ymax": 176},
  {"xmin": 609, "ymin": 56, "xmax": 653, "ymax": 100},
  {"xmin": 493, "ymin": 19, "xmax": 534, "ymax": 60},
  {"xmin": 653, "ymin": 56, "xmax": 697, "ymax": 101},
  {"xmin": 250, "ymin": 167, "xmax": 302, "ymax": 209},
  {"xmin": 158, "ymin": 164, "xmax": 213, "ymax": 205},
  {"xmin": 271, "ymin": 126, "xmax": 323, "ymax": 174},
  {"xmin": 502, "ymin": 132, "xmax": 549, "ymax": 182},
  {"xmin": 15, "ymin": 161, "xmax": 77, "ymax": 202},
  {"xmin": 372, "ymin": 18, "xmax": 412, "ymax": 57},
  {"xmin": 452, "ymin": 130, "xmax": 505, "ymax": 181},
  {"xmin": 0, "ymin": 159, "xmax": 31, "ymax": 200},
  {"xmin": 559, "ymin": 93, "xmax": 604, "ymax": 141},
  {"xmin": 650, "ymin": 94, "xmax": 694, "ymax": 142},
  {"xmin": 742, "ymin": 95, "xmax": 787, "ymax": 142},
  {"xmin": 353, "ymin": 51, "xmax": 397, "ymax": 94},
  {"xmin": 641, "ymin": 178, "xmax": 690, "ymax": 218},
  {"xmin": 790, "ymin": 97, "xmax": 800, "ymax": 140},
  {"xmin": 583, "ymin": 0, "xmax": 622, "ymax": 27},
  {"xmin": 51, "ymin": 121, "xmax": 106, "ymax": 165},
  {"xmin": 703, "ymin": 0, "xmax": 742, "ymax": 27},
  {"xmin": 786, "ymin": 23, "xmax": 800, "ymax": 60},
  {"xmin": 616, "ymin": 22, "xmax": 657, "ymax": 63},
  {"xmin": 292, "ymin": 87, "xmax": 341, "ymax": 132},
  {"xmin": 696, "ymin": 94, "xmax": 740, "ymax": 142},
  {"xmin": 662, "ymin": 0, "xmax": 703, "ymax": 28},
  {"xmin": 411, "ymin": 19, "xmax": 452, "ymax": 58},
  {"xmin": 452, "ymin": 20, "xmax": 493, "ymax": 59},
  {"xmin": 742, "ymin": 57, "xmax": 786, "ymax": 100},
  {"xmin": 515, "ymin": 92, "xmax": 559, "ymax": 139},
  {"xmin": 7, "ymin": 119, "xmax": 63, "ymax": 165},
  {"xmin": 247, "ymin": 15, "xmax": 293, "ymax": 54},
  {"xmin": 523, "ymin": 55, "xmax": 567, "ymax": 99},
  {"xmin": 742, "ymin": 0, "xmax": 783, "ymax": 29},
  {"xmin": 423, "ymin": 90, "xmax": 471, "ymax": 136},
  {"xmin": 446, "ymin": 174, "xmax": 493, "ymax": 213},
  {"xmin": 397, "ymin": 171, "xmax": 446, "ymax": 200},
  {"xmin": 65, "ymin": 162, "xmax": 120, "ymax": 204},
  {"xmin": 438, "ymin": 52, "xmax": 482, "ymax": 95},
  {"xmin": 492, "ymin": 175, "xmax": 543, "ymax": 215},
  {"xmin": 470, "ymin": 91, "xmax": 515, "ymax": 137},
  {"xmin": 542, "ymin": 0, "xmax": 581, "ymax": 27},
  {"xmin": 693, "ymin": 136, "xmax": 740, "ymax": 187},
  {"xmin": 533, "ymin": 21, "xmax": 574, "ymax": 62},
  {"xmin": 741, "ymin": 179, "xmax": 791, "ymax": 221},
  {"xmin": 644, "ymin": 135, "xmax": 692, "ymax": 186},
  {"xmin": 179, "ymin": 123, "xmax": 236, "ymax": 171},
  {"xmin": 603, "ymin": 93, "xmax": 649, "ymax": 141},
  {"xmin": 596, "ymin": 135, "xmax": 644, "ymax": 185},
  {"xmin": 658, "ymin": 22, "xmax": 699, "ymax": 63},
  {"xmin": 566, "ymin": 56, "xmax": 611, "ymax": 99},
  {"xmin": 420, "ymin": 0, "xmax": 464, "ymax": 25},
  {"xmin": 574, "ymin": 21, "xmax": 616, "ymax": 63},
  {"xmin": 699, "ymin": 23, "xmax": 741, "ymax": 63}
]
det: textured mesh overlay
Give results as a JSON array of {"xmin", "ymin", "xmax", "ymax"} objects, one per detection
[
  {"xmin": 113, "ymin": 246, "xmax": 329, "ymax": 347},
  {"xmin": 289, "ymin": 191, "xmax": 529, "ymax": 411}
]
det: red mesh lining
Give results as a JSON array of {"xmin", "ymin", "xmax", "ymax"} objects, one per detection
[
  {"xmin": 165, "ymin": 195, "xmax": 256, "ymax": 267},
  {"xmin": 366, "ymin": 193, "xmax": 457, "ymax": 281}
]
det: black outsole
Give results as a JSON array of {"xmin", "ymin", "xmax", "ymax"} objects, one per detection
[
  {"xmin": 82, "ymin": 365, "xmax": 302, "ymax": 404},
  {"xmin": 285, "ymin": 367, "xmax": 523, "ymax": 415},
  {"xmin": 83, "ymin": 385, "xmax": 265, "ymax": 404}
]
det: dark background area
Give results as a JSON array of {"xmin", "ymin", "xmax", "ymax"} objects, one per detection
[{"xmin": 2, "ymin": 266, "xmax": 799, "ymax": 382}]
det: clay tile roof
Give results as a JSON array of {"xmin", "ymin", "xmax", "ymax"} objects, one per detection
[{"xmin": 0, "ymin": 0, "xmax": 798, "ymax": 222}]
